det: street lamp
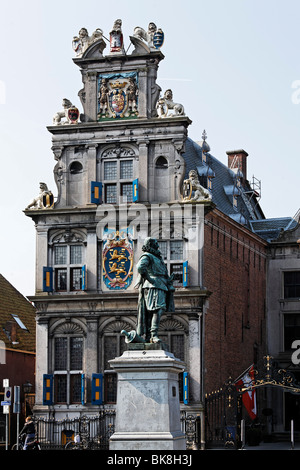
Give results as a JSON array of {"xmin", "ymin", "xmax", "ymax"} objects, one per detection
[{"xmin": 23, "ymin": 382, "xmax": 32, "ymax": 395}]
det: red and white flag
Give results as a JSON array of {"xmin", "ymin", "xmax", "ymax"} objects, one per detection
[{"xmin": 235, "ymin": 365, "xmax": 257, "ymax": 420}]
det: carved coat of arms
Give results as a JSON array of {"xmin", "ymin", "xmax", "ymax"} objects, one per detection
[
  {"xmin": 102, "ymin": 231, "xmax": 133, "ymax": 289},
  {"xmin": 97, "ymin": 73, "xmax": 138, "ymax": 120},
  {"xmin": 182, "ymin": 179, "xmax": 192, "ymax": 201},
  {"xmin": 67, "ymin": 107, "xmax": 80, "ymax": 124},
  {"xmin": 109, "ymin": 82, "xmax": 127, "ymax": 118}
]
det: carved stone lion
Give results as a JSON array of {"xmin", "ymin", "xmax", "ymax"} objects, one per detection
[
  {"xmin": 183, "ymin": 170, "xmax": 212, "ymax": 202},
  {"xmin": 25, "ymin": 183, "xmax": 53, "ymax": 210},
  {"xmin": 53, "ymin": 99, "xmax": 79, "ymax": 125},
  {"xmin": 156, "ymin": 89, "xmax": 185, "ymax": 118}
]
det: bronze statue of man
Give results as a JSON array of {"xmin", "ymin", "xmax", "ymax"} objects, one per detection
[{"xmin": 135, "ymin": 237, "xmax": 175, "ymax": 343}]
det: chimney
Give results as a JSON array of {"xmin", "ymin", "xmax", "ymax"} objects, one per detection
[{"xmin": 226, "ymin": 149, "xmax": 248, "ymax": 182}]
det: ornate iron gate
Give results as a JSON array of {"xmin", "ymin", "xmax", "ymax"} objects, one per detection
[
  {"xmin": 205, "ymin": 378, "xmax": 241, "ymax": 448},
  {"xmin": 205, "ymin": 356, "xmax": 300, "ymax": 448}
]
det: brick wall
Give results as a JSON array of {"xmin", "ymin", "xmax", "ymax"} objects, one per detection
[{"xmin": 204, "ymin": 209, "xmax": 267, "ymax": 394}]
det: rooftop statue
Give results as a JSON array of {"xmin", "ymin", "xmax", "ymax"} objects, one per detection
[
  {"xmin": 133, "ymin": 238, "xmax": 175, "ymax": 344},
  {"xmin": 182, "ymin": 170, "xmax": 212, "ymax": 202},
  {"xmin": 25, "ymin": 183, "xmax": 54, "ymax": 210},
  {"xmin": 72, "ymin": 27, "xmax": 104, "ymax": 57},
  {"xmin": 131, "ymin": 22, "xmax": 164, "ymax": 53},
  {"xmin": 156, "ymin": 89, "xmax": 185, "ymax": 118},
  {"xmin": 109, "ymin": 19, "xmax": 125, "ymax": 54},
  {"xmin": 53, "ymin": 99, "xmax": 79, "ymax": 125}
]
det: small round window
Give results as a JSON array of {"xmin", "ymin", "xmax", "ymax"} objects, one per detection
[{"xmin": 70, "ymin": 161, "xmax": 83, "ymax": 174}]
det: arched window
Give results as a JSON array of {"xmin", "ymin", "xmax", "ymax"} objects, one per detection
[
  {"xmin": 155, "ymin": 156, "xmax": 168, "ymax": 168},
  {"xmin": 69, "ymin": 161, "xmax": 83, "ymax": 174},
  {"xmin": 154, "ymin": 156, "xmax": 170, "ymax": 202}
]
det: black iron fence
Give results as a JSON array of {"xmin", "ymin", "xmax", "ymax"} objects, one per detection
[
  {"xmin": 34, "ymin": 410, "xmax": 115, "ymax": 450},
  {"xmin": 32, "ymin": 410, "xmax": 200, "ymax": 450},
  {"xmin": 205, "ymin": 378, "xmax": 241, "ymax": 448}
]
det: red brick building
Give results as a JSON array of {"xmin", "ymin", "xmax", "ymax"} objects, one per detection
[
  {"xmin": 0, "ymin": 274, "xmax": 36, "ymax": 448},
  {"xmin": 204, "ymin": 208, "xmax": 267, "ymax": 393},
  {"xmin": 184, "ymin": 138, "xmax": 268, "ymax": 395}
]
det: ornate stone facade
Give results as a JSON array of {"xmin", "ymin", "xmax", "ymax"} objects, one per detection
[{"xmin": 25, "ymin": 20, "xmax": 207, "ymax": 426}]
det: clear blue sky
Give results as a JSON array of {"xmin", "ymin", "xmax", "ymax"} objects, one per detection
[{"xmin": 1, "ymin": 0, "xmax": 300, "ymax": 296}]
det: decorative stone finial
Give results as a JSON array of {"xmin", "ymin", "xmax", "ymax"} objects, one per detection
[{"xmin": 201, "ymin": 129, "xmax": 211, "ymax": 153}]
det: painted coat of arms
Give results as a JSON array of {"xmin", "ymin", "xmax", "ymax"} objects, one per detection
[
  {"xmin": 109, "ymin": 81, "xmax": 128, "ymax": 118},
  {"xmin": 97, "ymin": 72, "xmax": 138, "ymax": 120},
  {"xmin": 182, "ymin": 179, "xmax": 192, "ymax": 201},
  {"xmin": 102, "ymin": 231, "xmax": 133, "ymax": 289}
]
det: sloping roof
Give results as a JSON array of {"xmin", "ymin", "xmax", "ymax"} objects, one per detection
[
  {"xmin": 0, "ymin": 274, "xmax": 36, "ymax": 352},
  {"xmin": 250, "ymin": 218, "xmax": 299, "ymax": 242},
  {"xmin": 182, "ymin": 138, "xmax": 265, "ymax": 226}
]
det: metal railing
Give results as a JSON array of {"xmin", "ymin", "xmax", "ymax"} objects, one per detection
[
  {"xmin": 32, "ymin": 410, "xmax": 199, "ymax": 450},
  {"xmin": 34, "ymin": 410, "xmax": 115, "ymax": 450}
]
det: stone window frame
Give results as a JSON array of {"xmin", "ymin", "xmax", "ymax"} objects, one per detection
[
  {"xmin": 98, "ymin": 144, "xmax": 139, "ymax": 204},
  {"xmin": 50, "ymin": 320, "xmax": 86, "ymax": 405},
  {"xmin": 158, "ymin": 239, "xmax": 185, "ymax": 287},
  {"xmin": 49, "ymin": 229, "xmax": 87, "ymax": 293}
]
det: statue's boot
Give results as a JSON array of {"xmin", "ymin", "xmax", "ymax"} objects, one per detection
[{"xmin": 150, "ymin": 309, "xmax": 164, "ymax": 343}]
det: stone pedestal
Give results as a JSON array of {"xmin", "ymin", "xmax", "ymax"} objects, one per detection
[{"xmin": 109, "ymin": 345, "xmax": 186, "ymax": 450}]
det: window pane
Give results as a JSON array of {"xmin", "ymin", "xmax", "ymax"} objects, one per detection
[
  {"xmin": 70, "ymin": 245, "xmax": 82, "ymax": 264},
  {"xmin": 104, "ymin": 336, "xmax": 117, "ymax": 370},
  {"xmin": 170, "ymin": 241, "xmax": 183, "ymax": 260},
  {"xmin": 104, "ymin": 161, "xmax": 117, "ymax": 180},
  {"xmin": 105, "ymin": 373, "xmax": 117, "ymax": 403},
  {"xmin": 121, "ymin": 183, "xmax": 133, "ymax": 203},
  {"xmin": 284, "ymin": 272, "xmax": 300, "ymax": 298},
  {"xmin": 170, "ymin": 263, "xmax": 183, "ymax": 287},
  {"xmin": 105, "ymin": 184, "xmax": 117, "ymax": 204},
  {"xmin": 120, "ymin": 160, "xmax": 133, "ymax": 179},
  {"xmin": 284, "ymin": 314, "xmax": 300, "ymax": 350},
  {"xmin": 159, "ymin": 241, "xmax": 167, "ymax": 260},
  {"xmin": 56, "ymin": 375, "xmax": 67, "ymax": 403},
  {"xmin": 171, "ymin": 334, "xmax": 185, "ymax": 361},
  {"xmin": 71, "ymin": 268, "xmax": 82, "ymax": 291},
  {"xmin": 56, "ymin": 269, "xmax": 67, "ymax": 291},
  {"xmin": 55, "ymin": 246, "xmax": 67, "ymax": 265},
  {"xmin": 71, "ymin": 374, "xmax": 82, "ymax": 403},
  {"xmin": 55, "ymin": 337, "xmax": 67, "ymax": 370},
  {"xmin": 70, "ymin": 337, "xmax": 83, "ymax": 370}
]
